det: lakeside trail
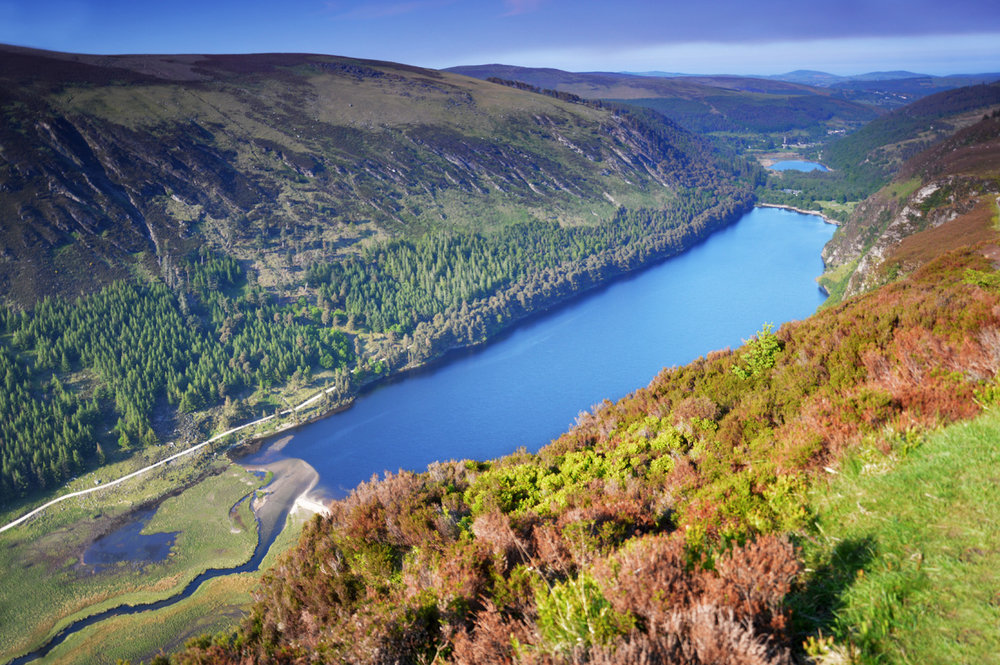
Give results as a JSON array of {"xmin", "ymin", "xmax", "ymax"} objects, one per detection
[{"xmin": 0, "ymin": 380, "xmax": 343, "ymax": 536}]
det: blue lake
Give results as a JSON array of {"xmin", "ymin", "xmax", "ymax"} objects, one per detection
[
  {"xmin": 770, "ymin": 160, "xmax": 830, "ymax": 172},
  {"xmin": 246, "ymin": 207, "xmax": 835, "ymax": 498}
]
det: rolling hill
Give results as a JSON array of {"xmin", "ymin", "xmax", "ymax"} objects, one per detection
[{"xmin": 766, "ymin": 70, "xmax": 1000, "ymax": 108}]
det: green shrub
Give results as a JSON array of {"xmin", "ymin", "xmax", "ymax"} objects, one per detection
[
  {"xmin": 534, "ymin": 574, "xmax": 634, "ymax": 656},
  {"xmin": 731, "ymin": 323, "xmax": 782, "ymax": 379}
]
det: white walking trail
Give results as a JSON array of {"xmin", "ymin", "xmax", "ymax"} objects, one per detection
[{"xmin": 0, "ymin": 382, "xmax": 342, "ymax": 535}]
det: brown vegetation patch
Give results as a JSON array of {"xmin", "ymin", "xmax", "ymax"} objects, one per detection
[{"xmin": 885, "ymin": 199, "xmax": 999, "ymax": 276}]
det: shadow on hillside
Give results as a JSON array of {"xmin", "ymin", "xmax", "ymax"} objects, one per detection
[{"xmin": 788, "ymin": 535, "xmax": 877, "ymax": 643}]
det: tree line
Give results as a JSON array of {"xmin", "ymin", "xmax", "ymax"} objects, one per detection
[{"xmin": 0, "ymin": 252, "xmax": 353, "ymax": 505}]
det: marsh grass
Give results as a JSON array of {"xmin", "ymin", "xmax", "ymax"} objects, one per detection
[
  {"xmin": 0, "ymin": 466, "xmax": 265, "ymax": 662},
  {"xmin": 37, "ymin": 506, "xmax": 311, "ymax": 665}
]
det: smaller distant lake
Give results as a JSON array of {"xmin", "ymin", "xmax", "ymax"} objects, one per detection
[
  {"xmin": 82, "ymin": 509, "xmax": 178, "ymax": 572},
  {"xmin": 770, "ymin": 160, "xmax": 829, "ymax": 172}
]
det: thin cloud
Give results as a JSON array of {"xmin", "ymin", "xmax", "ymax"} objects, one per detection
[
  {"xmin": 456, "ymin": 32, "xmax": 1000, "ymax": 76},
  {"xmin": 502, "ymin": 0, "xmax": 542, "ymax": 16}
]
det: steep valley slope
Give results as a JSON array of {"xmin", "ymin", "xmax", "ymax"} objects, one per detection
[{"xmin": 0, "ymin": 45, "xmax": 747, "ymax": 308}]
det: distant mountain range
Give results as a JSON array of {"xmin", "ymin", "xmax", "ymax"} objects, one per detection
[
  {"xmin": 623, "ymin": 68, "xmax": 999, "ymax": 87},
  {"xmin": 458, "ymin": 65, "xmax": 1000, "ymax": 110},
  {"xmin": 445, "ymin": 64, "xmax": 878, "ymax": 143}
]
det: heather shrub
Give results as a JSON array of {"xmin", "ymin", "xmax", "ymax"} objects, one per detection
[
  {"xmin": 449, "ymin": 601, "xmax": 534, "ymax": 665},
  {"xmin": 592, "ymin": 532, "xmax": 703, "ymax": 626},
  {"xmin": 707, "ymin": 534, "xmax": 801, "ymax": 636}
]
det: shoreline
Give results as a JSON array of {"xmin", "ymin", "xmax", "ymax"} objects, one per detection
[
  {"xmin": 229, "ymin": 199, "xmax": 757, "ymax": 453},
  {"xmin": 756, "ymin": 202, "xmax": 840, "ymax": 226},
  {"xmin": 241, "ymin": 454, "xmax": 325, "ymax": 528}
]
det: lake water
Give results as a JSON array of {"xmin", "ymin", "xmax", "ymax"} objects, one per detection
[
  {"xmin": 246, "ymin": 207, "xmax": 835, "ymax": 498},
  {"xmin": 770, "ymin": 160, "xmax": 829, "ymax": 172}
]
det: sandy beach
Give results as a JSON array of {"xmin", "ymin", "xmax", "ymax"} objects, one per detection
[{"xmin": 241, "ymin": 454, "xmax": 326, "ymax": 544}]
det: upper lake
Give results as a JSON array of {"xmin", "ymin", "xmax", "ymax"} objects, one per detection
[
  {"xmin": 245, "ymin": 207, "xmax": 835, "ymax": 497},
  {"xmin": 769, "ymin": 160, "xmax": 830, "ymax": 172}
]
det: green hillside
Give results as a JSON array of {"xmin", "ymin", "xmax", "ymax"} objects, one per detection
[
  {"xmin": 795, "ymin": 407, "xmax": 1000, "ymax": 663},
  {"xmin": 822, "ymin": 82, "xmax": 1000, "ymax": 179}
]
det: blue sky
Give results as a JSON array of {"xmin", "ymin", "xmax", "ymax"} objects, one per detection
[{"xmin": 1, "ymin": 0, "xmax": 999, "ymax": 75}]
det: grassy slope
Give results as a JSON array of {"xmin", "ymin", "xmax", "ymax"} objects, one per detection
[{"xmin": 796, "ymin": 408, "xmax": 1000, "ymax": 663}]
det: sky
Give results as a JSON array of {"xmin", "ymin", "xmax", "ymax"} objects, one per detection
[{"xmin": 1, "ymin": 0, "xmax": 999, "ymax": 75}]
